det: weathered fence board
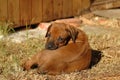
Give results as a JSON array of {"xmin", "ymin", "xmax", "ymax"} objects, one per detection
[
  {"xmin": 31, "ymin": 0, "xmax": 42, "ymax": 24},
  {"xmin": 91, "ymin": 0, "xmax": 120, "ymax": 10},
  {"xmin": 53, "ymin": 0, "xmax": 63, "ymax": 19},
  {"xmin": 81, "ymin": 0, "xmax": 90, "ymax": 10},
  {"xmin": 73, "ymin": 0, "xmax": 82, "ymax": 15},
  {"xmin": 20, "ymin": 0, "xmax": 32, "ymax": 25},
  {"xmin": 8, "ymin": 0, "xmax": 19, "ymax": 24},
  {"xmin": 0, "ymin": 0, "xmax": 90, "ymax": 27},
  {"xmin": 42, "ymin": 0, "xmax": 54, "ymax": 21},
  {"xmin": 0, "ymin": 0, "xmax": 7, "ymax": 21},
  {"xmin": 62, "ymin": 0, "xmax": 73, "ymax": 18}
]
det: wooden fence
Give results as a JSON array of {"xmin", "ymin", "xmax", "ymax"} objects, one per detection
[
  {"xmin": 91, "ymin": 0, "xmax": 120, "ymax": 10},
  {"xmin": 0, "ymin": 0, "xmax": 90, "ymax": 27}
]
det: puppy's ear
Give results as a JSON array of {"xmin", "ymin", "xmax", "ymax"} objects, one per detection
[
  {"xmin": 66, "ymin": 25, "xmax": 78, "ymax": 43},
  {"xmin": 45, "ymin": 24, "xmax": 52, "ymax": 37}
]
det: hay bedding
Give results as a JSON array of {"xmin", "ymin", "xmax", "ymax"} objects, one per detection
[{"xmin": 0, "ymin": 17, "xmax": 120, "ymax": 80}]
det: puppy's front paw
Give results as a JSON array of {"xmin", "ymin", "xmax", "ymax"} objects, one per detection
[
  {"xmin": 22, "ymin": 60, "xmax": 32, "ymax": 71},
  {"xmin": 37, "ymin": 67, "xmax": 48, "ymax": 75}
]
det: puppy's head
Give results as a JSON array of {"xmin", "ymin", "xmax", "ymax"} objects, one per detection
[{"xmin": 45, "ymin": 22, "xmax": 78, "ymax": 50}]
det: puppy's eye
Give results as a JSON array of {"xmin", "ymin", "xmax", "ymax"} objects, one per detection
[
  {"xmin": 58, "ymin": 37, "xmax": 64, "ymax": 42},
  {"xmin": 47, "ymin": 33, "xmax": 51, "ymax": 38}
]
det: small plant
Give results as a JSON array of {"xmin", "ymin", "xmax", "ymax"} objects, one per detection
[
  {"xmin": 25, "ymin": 18, "xmax": 36, "ymax": 39},
  {"xmin": 0, "ymin": 21, "xmax": 15, "ymax": 36}
]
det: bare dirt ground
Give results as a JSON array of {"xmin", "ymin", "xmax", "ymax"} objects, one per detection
[{"xmin": 0, "ymin": 15, "xmax": 120, "ymax": 80}]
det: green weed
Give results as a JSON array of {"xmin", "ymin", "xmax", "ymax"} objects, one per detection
[{"xmin": 0, "ymin": 22, "xmax": 15, "ymax": 36}]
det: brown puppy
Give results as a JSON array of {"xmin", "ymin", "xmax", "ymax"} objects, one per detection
[{"xmin": 23, "ymin": 22, "xmax": 91, "ymax": 75}]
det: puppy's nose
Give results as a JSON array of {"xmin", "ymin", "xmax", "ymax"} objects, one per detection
[
  {"xmin": 45, "ymin": 42, "xmax": 57, "ymax": 50},
  {"xmin": 47, "ymin": 44, "xmax": 52, "ymax": 49},
  {"xmin": 45, "ymin": 43, "xmax": 54, "ymax": 49}
]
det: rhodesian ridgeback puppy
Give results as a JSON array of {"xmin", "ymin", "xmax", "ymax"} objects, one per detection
[{"xmin": 23, "ymin": 22, "xmax": 91, "ymax": 75}]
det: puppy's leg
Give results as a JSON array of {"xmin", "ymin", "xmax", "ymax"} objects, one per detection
[
  {"xmin": 23, "ymin": 52, "xmax": 41, "ymax": 70},
  {"xmin": 47, "ymin": 62, "xmax": 68, "ymax": 75},
  {"xmin": 65, "ymin": 51, "xmax": 91, "ymax": 73},
  {"xmin": 37, "ymin": 61, "xmax": 67, "ymax": 75}
]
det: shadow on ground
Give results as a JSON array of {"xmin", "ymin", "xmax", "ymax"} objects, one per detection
[{"xmin": 90, "ymin": 49, "xmax": 102, "ymax": 68}]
